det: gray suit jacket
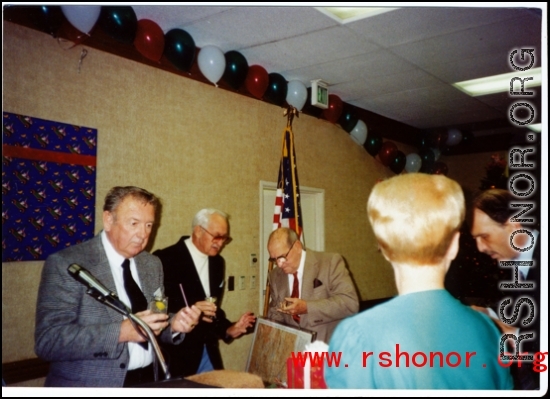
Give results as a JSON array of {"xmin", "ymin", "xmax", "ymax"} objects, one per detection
[
  {"xmin": 267, "ymin": 250, "xmax": 359, "ymax": 343},
  {"xmin": 35, "ymin": 234, "xmax": 183, "ymax": 387}
]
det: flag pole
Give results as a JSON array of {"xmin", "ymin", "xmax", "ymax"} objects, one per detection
[
  {"xmin": 262, "ymin": 260, "xmax": 274, "ymax": 317},
  {"xmin": 263, "ymin": 105, "xmax": 302, "ymax": 318}
]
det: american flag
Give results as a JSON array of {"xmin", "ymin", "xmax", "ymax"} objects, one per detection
[{"xmin": 273, "ymin": 126, "xmax": 303, "ymax": 239}]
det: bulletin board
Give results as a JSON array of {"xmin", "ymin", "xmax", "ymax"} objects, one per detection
[{"xmin": 246, "ymin": 317, "xmax": 316, "ymax": 386}]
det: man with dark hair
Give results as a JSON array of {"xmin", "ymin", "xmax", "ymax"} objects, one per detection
[
  {"xmin": 35, "ymin": 186, "xmax": 201, "ymax": 387},
  {"xmin": 154, "ymin": 208, "xmax": 255, "ymax": 377},
  {"xmin": 471, "ymin": 188, "xmax": 540, "ymax": 390}
]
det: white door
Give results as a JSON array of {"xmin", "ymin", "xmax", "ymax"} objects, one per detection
[{"xmin": 258, "ymin": 181, "xmax": 325, "ymax": 314}]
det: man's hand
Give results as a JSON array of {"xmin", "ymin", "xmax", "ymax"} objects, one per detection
[
  {"xmin": 277, "ymin": 297, "xmax": 307, "ymax": 316},
  {"xmin": 226, "ymin": 312, "xmax": 256, "ymax": 338},
  {"xmin": 119, "ymin": 310, "xmax": 169, "ymax": 343},
  {"xmin": 194, "ymin": 300, "xmax": 217, "ymax": 323},
  {"xmin": 171, "ymin": 305, "xmax": 201, "ymax": 333}
]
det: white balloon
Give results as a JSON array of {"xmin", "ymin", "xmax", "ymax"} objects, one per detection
[
  {"xmin": 431, "ymin": 147, "xmax": 441, "ymax": 161},
  {"xmin": 446, "ymin": 128, "xmax": 463, "ymax": 146},
  {"xmin": 405, "ymin": 153, "xmax": 422, "ymax": 173},
  {"xmin": 61, "ymin": 5, "xmax": 101, "ymax": 34},
  {"xmin": 286, "ymin": 80, "xmax": 307, "ymax": 111},
  {"xmin": 197, "ymin": 45, "xmax": 226, "ymax": 86},
  {"xmin": 350, "ymin": 120, "xmax": 367, "ymax": 145}
]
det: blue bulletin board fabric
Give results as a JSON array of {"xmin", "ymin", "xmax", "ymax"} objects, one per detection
[{"xmin": 2, "ymin": 112, "xmax": 97, "ymax": 262}]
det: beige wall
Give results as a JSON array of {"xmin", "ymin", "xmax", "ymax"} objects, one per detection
[{"xmin": 2, "ymin": 22, "xmax": 496, "ymax": 376}]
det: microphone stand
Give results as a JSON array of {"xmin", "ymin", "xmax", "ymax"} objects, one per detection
[{"xmin": 85, "ymin": 288, "xmax": 171, "ymax": 380}]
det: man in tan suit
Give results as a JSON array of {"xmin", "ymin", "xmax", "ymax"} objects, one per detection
[{"xmin": 267, "ymin": 227, "xmax": 359, "ymax": 343}]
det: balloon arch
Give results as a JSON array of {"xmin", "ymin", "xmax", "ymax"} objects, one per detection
[{"xmin": 34, "ymin": 5, "xmax": 467, "ymax": 176}]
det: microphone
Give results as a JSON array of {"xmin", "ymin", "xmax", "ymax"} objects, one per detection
[{"xmin": 68, "ymin": 263, "xmax": 129, "ymax": 313}]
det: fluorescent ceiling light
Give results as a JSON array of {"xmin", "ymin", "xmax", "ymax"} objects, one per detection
[
  {"xmin": 453, "ymin": 68, "xmax": 542, "ymax": 97},
  {"xmin": 316, "ymin": 7, "xmax": 398, "ymax": 24},
  {"xmin": 526, "ymin": 123, "xmax": 541, "ymax": 133}
]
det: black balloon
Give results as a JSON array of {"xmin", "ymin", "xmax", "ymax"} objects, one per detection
[
  {"xmin": 263, "ymin": 73, "xmax": 287, "ymax": 106},
  {"xmin": 417, "ymin": 132, "xmax": 431, "ymax": 151},
  {"xmin": 364, "ymin": 131, "xmax": 383, "ymax": 157},
  {"xmin": 419, "ymin": 148, "xmax": 435, "ymax": 173},
  {"xmin": 389, "ymin": 151, "xmax": 406, "ymax": 174},
  {"xmin": 222, "ymin": 51, "xmax": 249, "ymax": 90},
  {"xmin": 461, "ymin": 131, "xmax": 475, "ymax": 146},
  {"xmin": 31, "ymin": 5, "xmax": 64, "ymax": 37},
  {"xmin": 428, "ymin": 131, "xmax": 448, "ymax": 149},
  {"xmin": 98, "ymin": 6, "xmax": 137, "ymax": 44},
  {"xmin": 164, "ymin": 29, "xmax": 196, "ymax": 72},
  {"xmin": 338, "ymin": 104, "xmax": 359, "ymax": 133}
]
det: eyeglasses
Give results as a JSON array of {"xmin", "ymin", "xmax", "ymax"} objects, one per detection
[
  {"xmin": 200, "ymin": 226, "xmax": 230, "ymax": 243},
  {"xmin": 268, "ymin": 240, "xmax": 296, "ymax": 263}
]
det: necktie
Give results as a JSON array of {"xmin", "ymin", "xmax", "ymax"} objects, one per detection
[
  {"xmin": 122, "ymin": 259, "xmax": 148, "ymax": 349},
  {"xmin": 291, "ymin": 272, "xmax": 300, "ymax": 323},
  {"xmin": 121, "ymin": 259, "xmax": 148, "ymax": 314}
]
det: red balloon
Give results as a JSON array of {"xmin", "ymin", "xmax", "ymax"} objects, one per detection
[
  {"xmin": 433, "ymin": 161, "xmax": 449, "ymax": 176},
  {"xmin": 378, "ymin": 141, "xmax": 398, "ymax": 167},
  {"xmin": 245, "ymin": 65, "xmax": 269, "ymax": 99},
  {"xmin": 134, "ymin": 19, "xmax": 164, "ymax": 62},
  {"xmin": 323, "ymin": 94, "xmax": 343, "ymax": 123},
  {"xmin": 57, "ymin": 19, "xmax": 88, "ymax": 47}
]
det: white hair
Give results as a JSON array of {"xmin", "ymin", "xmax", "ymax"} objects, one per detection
[{"xmin": 192, "ymin": 208, "xmax": 228, "ymax": 229}]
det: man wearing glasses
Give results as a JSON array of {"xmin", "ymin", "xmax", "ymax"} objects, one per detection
[
  {"xmin": 154, "ymin": 208, "xmax": 255, "ymax": 377},
  {"xmin": 267, "ymin": 227, "xmax": 359, "ymax": 343}
]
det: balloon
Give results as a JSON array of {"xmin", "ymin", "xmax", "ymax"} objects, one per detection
[
  {"xmin": 57, "ymin": 19, "xmax": 90, "ymax": 47},
  {"xmin": 264, "ymin": 73, "xmax": 287, "ymax": 106},
  {"xmin": 350, "ymin": 120, "xmax": 367, "ymax": 145},
  {"xmin": 419, "ymin": 148, "xmax": 436, "ymax": 173},
  {"xmin": 461, "ymin": 131, "xmax": 474, "ymax": 146},
  {"xmin": 323, "ymin": 94, "xmax": 343, "ymax": 123},
  {"xmin": 163, "ymin": 29, "xmax": 196, "ymax": 72},
  {"xmin": 364, "ymin": 131, "xmax": 383, "ymax": 157},
  {"xmin": 198, "ymin": 45, "xmax": 226, "ymax": 86},
  {"xmin": 431, "ymin": 147, "xmax": 441, "ymax": 161},
  {"xmin": 338, "ymin": 104, "xmax": 359, "ymax": 133},
  {"xmin": 61, "ymin": 5, "xmax": 101, "ymax": 34},
  {"xmin": 245, "ymin": 65, "xmax": 269, "ymax": 99},
  {"xmin": 428, "ymin": 131, "xmax": 448, "ymax": 149},
  {"xmin": 134, "ymin": 19, "xmax": 165, "ymax": 62},
  {"xmin": 446, "ymin": 128, "xmax": 463, "ymax": 146},
  {"xmin": 98, "ymin": 6, "xmax": 137, "ymax": 44},
  {"xmin": 286, "ymin": 80, "xmax": 308, "ymax": 111},
  {"xmin": 417, "ymin": 132, "xmax": 430, "ymax": 151},
  {"xmin": 31, "ymin": 5, "xmax": 64, "ymax": 37},
  {"xmin": 222, "ymin": 51, "xmax": 248, "ymax": 90},
  {"xmin": 378, "ymin": 141, "xmax": 398, "ymax": 167},
  {"xmin": 389, "ymin": 151, "xmax": 406, "ymax": 174},
  {"xmin": 405, "ymin": 153, "xmax": 422, "ymax": 173},
  {"xmin": 433, "ymin": 161, "xmax": 449, "ymax": 176}
]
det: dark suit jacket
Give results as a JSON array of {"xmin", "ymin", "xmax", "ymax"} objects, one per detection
[
  {"xmin": 35, "ymin": 234, "xmax": 183, "ymax": 387},
  {"xmin": 499, "ymin": 234, "xmax": 540, "ymax": 389},
  {"xmin": 153, "ymin": 236, "xmax": 233, "ymax": 377},
  {"xmin": 268, "ymin": 250, "xmax": 359, "ymax": 343}
]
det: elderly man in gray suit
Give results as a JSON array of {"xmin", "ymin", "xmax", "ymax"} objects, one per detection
[
  {"xmin": 35, "ymin": 186, "xmax": 201, "ymax": 387},
  {"xmin": 267, "ymin": 227, "xmax": 359, "ymax": 343}
]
